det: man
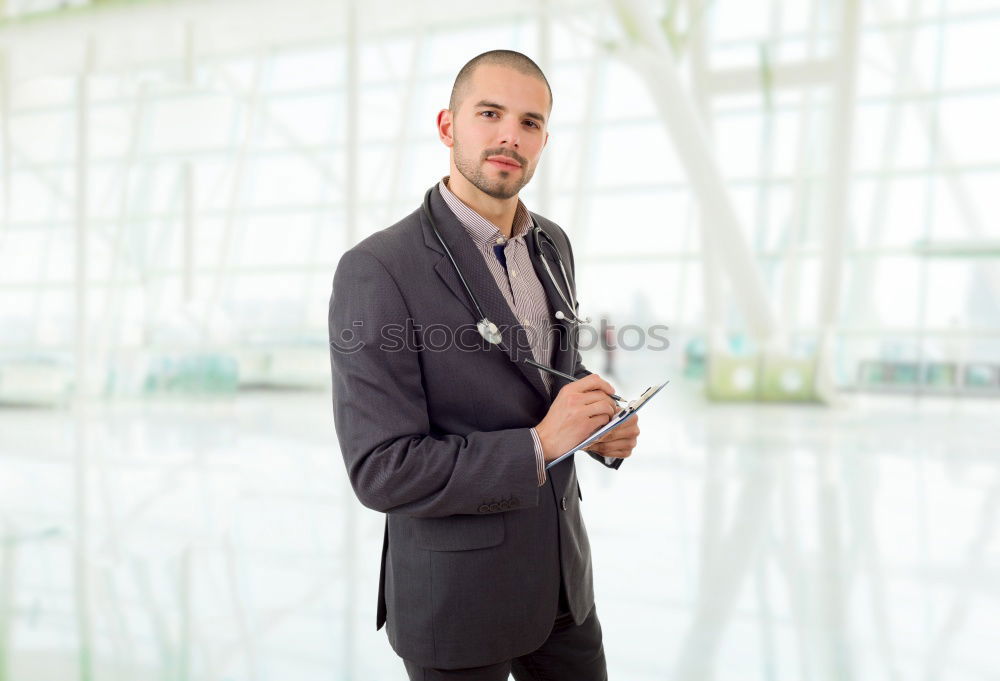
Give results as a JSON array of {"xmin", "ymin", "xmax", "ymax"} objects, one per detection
[{"xmin": 328, "ymin": 50, "xmax": 640, "ymax": 680}]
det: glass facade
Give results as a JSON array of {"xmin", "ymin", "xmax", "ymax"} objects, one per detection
[{"xmin": 0, "ymin": 1, "xmax": 998, "ymax": 679}]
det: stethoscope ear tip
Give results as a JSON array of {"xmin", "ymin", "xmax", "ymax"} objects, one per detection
[{"xmin": 554, "ymin": 310, "xmax": 590, "ymax": 325}]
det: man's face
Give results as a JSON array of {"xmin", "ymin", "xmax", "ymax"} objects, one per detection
[{"xmin": 447, "ymin": 64, "xmax": 550, "ymax": 200}]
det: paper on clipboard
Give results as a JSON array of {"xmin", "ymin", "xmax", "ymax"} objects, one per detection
[{"xmin": 544, "ymin": 380, "xmax": 669, "ymax": 470}]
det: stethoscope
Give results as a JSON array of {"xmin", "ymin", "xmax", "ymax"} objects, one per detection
[{"xmin": 422, "ymin": 187, "xmax": 590, "ymax": 346}]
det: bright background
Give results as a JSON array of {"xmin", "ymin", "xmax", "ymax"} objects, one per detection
[{"xmin": 0, "ymin": 0, "xmax": 998, "ymax": 679}]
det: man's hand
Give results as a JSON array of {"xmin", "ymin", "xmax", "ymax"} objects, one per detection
[
  {"xmin": 535, "ymin": 374, "xmax": 618, "ymax": 462},
  {"xmin": 586, "ymin": 414, "xmax": 640, "ymax": 460}
]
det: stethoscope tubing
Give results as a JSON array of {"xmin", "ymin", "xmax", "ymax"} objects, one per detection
[{"xmin": 422, "ymin": 186, "xmax": 584, "ymax": 329}]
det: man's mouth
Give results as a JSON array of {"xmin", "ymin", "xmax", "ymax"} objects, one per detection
[{"xmin": 486, "ymin": 155, "xmax": 522, "ymax": 170}]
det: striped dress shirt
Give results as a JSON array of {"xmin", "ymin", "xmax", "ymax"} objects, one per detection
[{"xmin": 438, "ymin": 177, "xmax": 553, "ymax": 486}]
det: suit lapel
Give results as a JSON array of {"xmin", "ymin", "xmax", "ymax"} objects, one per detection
[
  {"xmin": 421, "ymin": 186, "xmax": 550, "ymax": 402},
  {"xmin": 525, "ymin": 222, "xmax": 587, "ymax": 487},
  {"xmin": 525, "ymin": 222, "xmax": 579, "ymax": 389}
]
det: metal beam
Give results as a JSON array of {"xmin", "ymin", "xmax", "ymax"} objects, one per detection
[
  {"xmin": 566, "ymin": 46, "xmax": 604, "ymax": 263},
  {"xmin": 685, "ymin": 0, "xmax": 727, "ymax": 355},
  {"xmin": 73, "ymin": 35, "xmax": 95, "ymax": 681},
  {"xmin": 383, "ymin": 24, "xmax": 424, "ymax": 225},
  {"xmin": 609, "ymin": 0, "xmax": 782, "ymax": 346},
  {"xmin": 198, "ymin": 53, "xmax": 267, "ymax": 340},
  {"xmin": 815, "ymin": 0, "xmax": 862, "ymax": 400},
  {"xmin": 535, "ymin": 0, "xmax": 552, "ymax": 216},
  {"xmin": 182, "ymin": 22, "xmax": 196, "ymax": 304},
  {"xmin": 871, "ymin": 0, "xmax": 1000, "ymax": 318},
  {"xmin": 841, "ymin": 0, "xmax": 923, "ymax": 335},
  {"xmin": 0, "ymin": 48, "xmax": 9, "ymax": 246},
  {"xmin": 704, "ymin": 58, "xmax": 837, "ymax": 95},
  {"xmin": 342, "ymin": 5, "xmax": 360, "ymax": 680}
]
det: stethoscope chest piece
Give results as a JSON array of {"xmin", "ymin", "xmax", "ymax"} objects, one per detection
[{"xmin": 477, "ymin": 318, "xmax": 502, "ymax": 345}]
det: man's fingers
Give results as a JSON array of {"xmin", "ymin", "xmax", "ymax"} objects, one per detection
[
  {"xmin": 596, "ymin": 434, "xmax": 635, "ymax": 448},
  {"xmin": 592, "ymin": 418, "xmax": 639, "ymax": 444},
  {"xmin": 593, "ymin": 435, "xmax": 637, "ymax": 450},
  {"xmin": 580, "ymin": 390, "xmax": 618, "ymax": 407},
  {"xmin": 584, "ymin": 399, "xmax": 616, "ymax": 419},
  {"xmin": 589, "ymin": 442, "xmax": 633, "ymax": 458},
  {"xmin": 589, "ymin": 415, "xmax": 612, "ymax": 429},
  {"xmin": 606, "ymin": 422, "xmax": 639, "ymax": 439},
  {"xmin": 569, "ymin": 373, "xmax": 616, "ymax": 398}
]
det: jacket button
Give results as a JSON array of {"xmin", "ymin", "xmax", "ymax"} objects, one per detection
[
  {"xmin": 499, "ymin": 500, "xmax": 510, "ymax": 511},
  {"xmin": 478, "ymin": 504, "xmax": 490, "ymax": 513},
  {"xmin": 509, "ymin": 496, "xmax": 519, "ymax": 507},
  {"xmin": 489, "ymin": 502, "xmax": 500, "ymax": 512},
  {"xmin": 561, "ymin": 496, "xmax": 568, "ymax": 510}
]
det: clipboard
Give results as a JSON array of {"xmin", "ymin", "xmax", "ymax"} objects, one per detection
[{"xmin": 545, "ymin": 380, "xmax": 669, "ymax": 470}]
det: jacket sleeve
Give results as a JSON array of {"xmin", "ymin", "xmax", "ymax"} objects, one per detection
[
  {"xmin": 329, "ymin": 248, "xmax": 543, "ymax": 517},
  {"xmin": 558, "ymin": 226, "xmax": 625, "ymax": 471}
]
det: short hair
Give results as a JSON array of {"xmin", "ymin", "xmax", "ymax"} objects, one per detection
[{"xmin": 449, "ymin": 50, "xmax": 553, "ymax": 114}]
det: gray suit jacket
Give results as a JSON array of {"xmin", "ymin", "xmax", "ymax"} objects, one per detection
[{"xmin": 328, "ymin": 185, "xmax": 620, "ymax": 669}]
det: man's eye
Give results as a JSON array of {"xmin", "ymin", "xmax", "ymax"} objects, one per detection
[
  {"xmin": 481, "ymin": 111, "xmax": 498, "ymax": 118},
  {"xmin": 524, "ymin": 120, "xmax": 539, "ymax": 128}
]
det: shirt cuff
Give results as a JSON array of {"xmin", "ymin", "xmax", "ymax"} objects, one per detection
[
  {"xmin": 585, "ymin": 448, "xmax": 615, "ymax": 467},
  {"xmin": 529, "ymin": 427, "xmax": 547, "ymax": 486}
]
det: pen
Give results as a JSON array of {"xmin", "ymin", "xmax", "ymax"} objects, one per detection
[{"xmin": 524, "ymin": 358, "xmax": 625, "ymax": 404}]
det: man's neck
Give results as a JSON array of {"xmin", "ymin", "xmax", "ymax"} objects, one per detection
[{"xmin": 445, "ymin": 172, "xmax": 518, "ymax": 238}]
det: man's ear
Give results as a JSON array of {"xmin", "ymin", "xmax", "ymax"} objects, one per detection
[{"xmin": 437, "ymin": 109, "xmax": 454, "ymax": 148}]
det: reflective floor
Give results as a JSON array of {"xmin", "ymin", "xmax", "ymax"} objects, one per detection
[{"xmin": 1, "ymin": 367, "xmax": 998, "ymax": 680}]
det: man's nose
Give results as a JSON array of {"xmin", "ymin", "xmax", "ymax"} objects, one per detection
[{"xmin": 497, "ymin": 121, "xmax": 520, "ymax": 148}]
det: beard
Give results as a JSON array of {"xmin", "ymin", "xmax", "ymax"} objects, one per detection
[{"xmin": 453, "ymin": 140, "xmax": 535, "ymax": 200}]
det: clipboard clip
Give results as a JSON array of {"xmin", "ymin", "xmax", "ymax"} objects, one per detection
[{"xmin": 614, "ymin": 383, "xmax": 662, "ymax": 418}]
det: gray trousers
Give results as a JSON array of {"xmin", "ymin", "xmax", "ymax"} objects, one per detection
[{"xmin": 402, "ymin": 605, "xmax": 608, "ymax": 681}]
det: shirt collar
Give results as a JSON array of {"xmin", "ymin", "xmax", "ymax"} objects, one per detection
[{"xmin": 438, "ymin": 176, "xmax": 533, "ymax": 247}]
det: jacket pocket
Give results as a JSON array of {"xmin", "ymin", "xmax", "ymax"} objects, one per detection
[{"xmin": 415, "ymin": 513, "xmax": 505, "ymax": 552}]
